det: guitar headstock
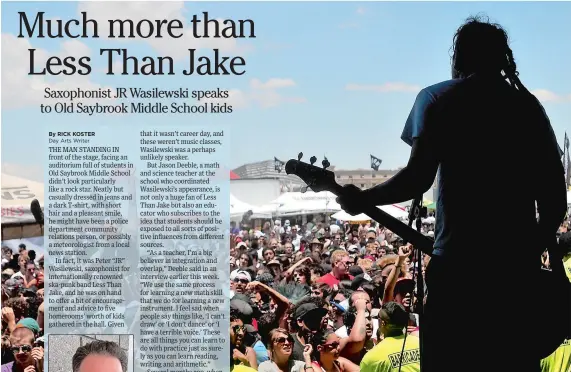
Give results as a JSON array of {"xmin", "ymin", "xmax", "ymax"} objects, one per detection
[{"xmin": 285, "ymin": 154, "xmax": 337, "ymax": 193}]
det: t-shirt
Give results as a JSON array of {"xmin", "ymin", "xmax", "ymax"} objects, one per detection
[
  {"xmin": 315, "ymin": 273, "xmax": 354, "ymax": 287},
  {"xmin": 335, "ymin": 325, "xmax": 348, "ymax": 338},
  {"xmin": 541, "ymin": 338, "xmax": 571, "ymax": 372},
  {"xmin": 360, "ymin": 335, "xmax": 420, "ymax": 372},
  {"xmin": 258, "ymin": 360, "xmax": 306, "ymax": 372},
  {"xmin": 291, "ymin": 333, "xmax": 306, "ymax": 362},
  {"xmin": 232, "ymin": 364, "xmax": 258, "ymax": 372},
  {"xmin": 1, "ymin": 362, "xmax": 14, "ymax": 372},
  {"xmin": 252, "ymin": 340, "xmax": 270, "ymax": 365},
  {"xmin": 563, "ymin": 254, "xmax": 571, "ymax": 282},
  {"xmin": 401, "ymin": 74, "xmax": 558, "ymax": 258}
]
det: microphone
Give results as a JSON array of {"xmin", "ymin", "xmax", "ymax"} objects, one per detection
[{"xmin": 30, "ymin": 199, "xmax": 44, "ymax": 225}]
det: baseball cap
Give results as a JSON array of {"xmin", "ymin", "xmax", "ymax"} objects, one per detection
[
  {"xmin": 347, "ymin": 245, "xmax": 359, "ymax": 254},
  {"xmin": 266, "ymin": 259, "xmax": 281, "ymax": 267},
  {"xmin": 16, "ymin": 318, "xmax": 40, "ymax": 335},
  {"xmin": 331, "ymin": 299, "xmax": 349, "ymax": 313},
  {"xmin": 394, "ymin": 278, "xmax": 415, "ymax": 294},
  {"xmin": 230, "ymin": 298, "xmax": 254, "ymax": 316},
  {"xmin": 351, "ymin": 273, "xmax": 372, "ymax": 290},
  {"xmin": 235, "ymin": 271, "xmax": 252, "ymax": 282},
  {"xmin": 294, "ymin": 303, "xmax": 328, "ymax": 320}
]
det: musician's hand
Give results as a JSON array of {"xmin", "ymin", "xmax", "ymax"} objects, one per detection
[{"xmin": 336, "ymin": 184, "xmax": 365, "ymax": 215}]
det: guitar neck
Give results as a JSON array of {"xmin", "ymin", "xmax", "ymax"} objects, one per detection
[
  {"xmin": 360, "ymin": 205, "xmax": 434, "ymax": 256},
  {"xmin": 329, "ymin": 183, "xmax": 434, "ymax": 256}
]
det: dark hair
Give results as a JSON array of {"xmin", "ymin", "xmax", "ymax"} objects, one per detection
[
  {"xmin": 343, "ymin": 306, "xmax": 359, "ymax": 331},
  {"xmin": 308, "ymin": 329, "xmax": 335, "ymax": 361},
  {"xmin": 238, "ymin": 253, "xmax": 253, "ymax": 267},
  {"xmin": 380, "ymin": 302, "xmax": 409, "ymax": 330},
  {"xmin": 559, "ymin": 232, "xmax": 571, "ymax": 254},
  {"xmin": 451, "ymin": 15, "xmax": 528, "ymax": 92},
  {"xmin": 309, "ymin": 264, "xmax": 325, "ymax": 277},
  {"xmin": 230, "ymin": 308, "xmax": 241, "ymax": 322},
  {"xmin": 72, "ymin": 340, "xmax": 127, "ymax": 372},
  {"xmin": 262, "ymin": 247, "xmax": 275, "ymax": 257},
  {"xmin": 294, "ymin": 265, "xmax": 312, "ymax": 285}
]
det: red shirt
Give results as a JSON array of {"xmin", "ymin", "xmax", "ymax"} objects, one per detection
[{"xmin": 316, "ymin": 272, "xmax": 354, "ymax": 287}]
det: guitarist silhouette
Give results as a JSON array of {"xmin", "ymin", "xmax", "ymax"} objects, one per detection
[{"xmin": 335, "ymin": 16, "xmax": 569, "ymax": 372}]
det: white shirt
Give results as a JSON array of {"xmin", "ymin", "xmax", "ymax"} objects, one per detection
[{"xmin": 335, "ymin": 325, "xmax": 348, "ymax": 338}]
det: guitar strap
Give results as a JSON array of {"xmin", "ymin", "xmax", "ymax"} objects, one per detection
[{"xmin": 398, "ymin": 196, "xmax": 425, "ymax": 372}]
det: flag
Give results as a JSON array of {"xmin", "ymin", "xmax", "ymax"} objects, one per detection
[
  {"xmin": 370, "ymin": 155, "xmax": 382, "ymax": 171},
  {"xmin": 274, "ymin": 157, "xmax": 285, "ymax": 173}
]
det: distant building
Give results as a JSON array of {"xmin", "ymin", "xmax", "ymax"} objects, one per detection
[
  {"xmin": 232, "ymin": 159, "xmax": 303, "ymax": 192},
  {"xmin": 232, "ymin": 159, "xmax": 402, "ymax": 191},
  {"xmin": 334, "ymin": 168, "xmax": 400, "ymax": 189}
]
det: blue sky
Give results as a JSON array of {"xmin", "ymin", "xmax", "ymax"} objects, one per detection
[{"xmin": 2, "ymin": 2, "xmax": 571, "ymax": 180}]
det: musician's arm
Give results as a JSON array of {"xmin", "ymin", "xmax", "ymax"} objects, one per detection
[
  {"xmin": 362, "ymin": 89, "xmax": 439, "ymax": 205},
  {"xmin": 362, "ymin": 137, "xmax": 439, "ymax": 205}
]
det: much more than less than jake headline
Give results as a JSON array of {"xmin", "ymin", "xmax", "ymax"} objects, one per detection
[{"xmin": 19, "ymin": 11, "xmax": 256, "ymax": 76}]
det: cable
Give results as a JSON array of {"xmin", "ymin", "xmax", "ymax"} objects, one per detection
[{"xmin": 398, "ymin": 196, "xmax": 423, "ymax": 372}]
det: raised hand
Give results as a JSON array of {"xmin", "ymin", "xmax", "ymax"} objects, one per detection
[{"xmin": 398, "ymin": 245, "xmax": 412, "ymax": 264}]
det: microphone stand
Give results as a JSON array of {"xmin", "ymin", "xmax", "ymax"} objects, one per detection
[{"xmin": 399, "ymin": 196, "xmax": 425, "ymax": 372}]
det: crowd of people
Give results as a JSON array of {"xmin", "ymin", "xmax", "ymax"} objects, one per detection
[
  {"xmin": 229, "ymin": 218, "xmax": 571, "ymax": 372},
  {"xmin": 0, "ymin": 216, "xmax": 569, "ymax": 372},
  {"xmin": 1, "ymin": 244, "xmax": 45, "ymax": 372}
]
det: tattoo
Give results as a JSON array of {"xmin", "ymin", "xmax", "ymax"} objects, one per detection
[{"xmin": 359, "ymin": 325, "xmax": 367, "ymax": 336}]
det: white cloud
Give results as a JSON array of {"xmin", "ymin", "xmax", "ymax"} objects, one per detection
[
  {"xmin": 531, "ymin": 89, "xmax": 571, "ymax": 103},
  {"xmin": 205, "ymin": 78, "xmax": 305, "ymax": 109},
  {"xmin": 345, "ymin": 82, "xmax": 421, "ymax": 93},
  {"xmin": 78, "ymin": 2, "xmax": 252, "ymax": 60},
  {"xmin": 356, "ymin": 7, "xmax": 366, "ymax": 15},
  {"xmin": 250, "ymin": 78, "xmax": 296, "ymax": 90},
  {"xmin": 1, "ymin": 34, "xmax": 112, "ymax": 109}
]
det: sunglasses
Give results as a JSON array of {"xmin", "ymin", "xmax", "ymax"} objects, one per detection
[
  {"xmin": 234, "ymin": 278, "xmax": 249, "ymax": 284},
  {"xmin": 11, "ymin": 345, "xmax": 32, "ymax": 353},
  {"xmin": 323, "ymin": 342, "xmax": 340, "ymax": 350},
  {"xmin": 273, "ymin": 336, "xmax": 293, "ymax": 345},
  {"xmin": 232, "ymin": 325, "xmax": 245, "ymax": 333}
]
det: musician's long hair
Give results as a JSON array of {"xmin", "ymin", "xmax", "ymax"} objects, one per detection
[{"xmin": 451, "ymin": 14, "xmax": 530, "ymax": 93}]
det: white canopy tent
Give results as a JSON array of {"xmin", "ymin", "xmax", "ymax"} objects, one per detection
[
  {"xmin": 331, "ymin": 204, "xmax": 409, "ymax": 222},
  {"xmin": 258, "ymin": 191, "xmax": 342, "ymax": 217},
  {"xmin": 1, "ymin": 174, "xmax": 44, "ymax": 239},
  {"xmin": 230, "ymin": 194, "xmax": 272, "ymax": 220}
]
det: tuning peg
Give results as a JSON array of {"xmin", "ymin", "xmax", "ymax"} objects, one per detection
[
  {"xmin": 310, "ymin": 156, "xmax": 317, "ymax": 165},
  {"xmin": 322, "ymin": 157, "xmax": 330, "ymax": 169},
  {"xmin": 301, "ymin": 186, "xmax": 308, "ymax": 193},
  {"xmin": 298, "ymin": 152, "xmax": 303, "ymax": 161}
]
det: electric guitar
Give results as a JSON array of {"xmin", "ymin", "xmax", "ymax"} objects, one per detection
[
  {"xmin": 285, "ymin": 154, "xmax": 434, "ymax": 256},
  {"xmin": 285, "ymin": 154, "xmax": 570, "ymax": 360}
]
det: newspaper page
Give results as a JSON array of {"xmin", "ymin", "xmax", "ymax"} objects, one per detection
[{"xmin": 2, "ymin": 2, "xmax": 571, "ymax": 372}]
